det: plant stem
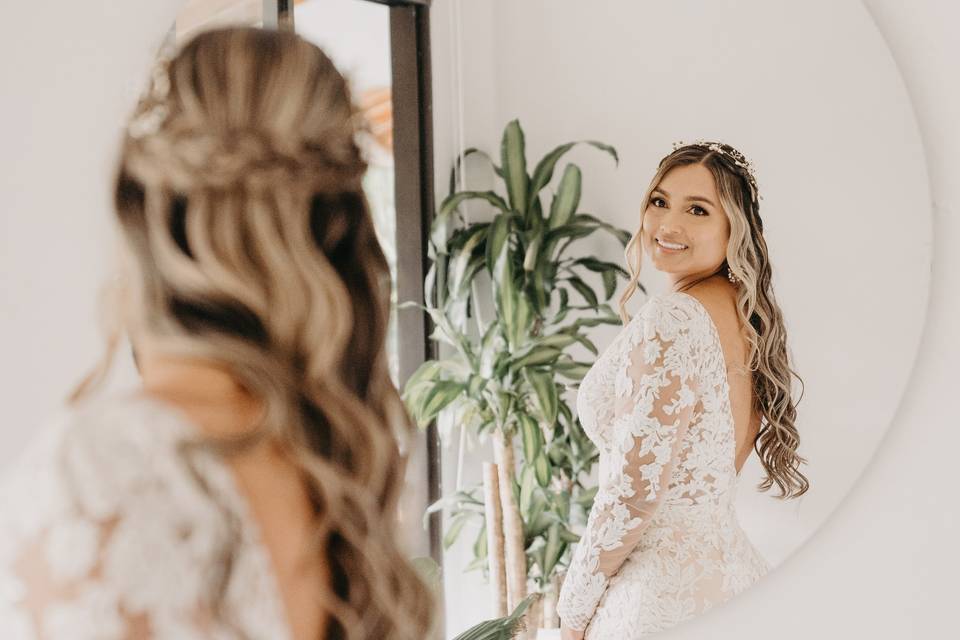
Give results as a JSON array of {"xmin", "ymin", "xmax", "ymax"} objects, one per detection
[
  {"xmin": 482, "ymin": 462, "xmax": 508, "ymax": 617},
  {"xmin": 492, "ymin": 427, "xmax": 528, "ymax": 613}
]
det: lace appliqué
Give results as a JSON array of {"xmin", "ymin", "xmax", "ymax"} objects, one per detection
[
  {"xmin": 557, "ymin": 292, "xmax": 770, "ymax": 637},
  {"xmin": 0, "ymin": 395, "xmax": 291, "ymax": 640}
]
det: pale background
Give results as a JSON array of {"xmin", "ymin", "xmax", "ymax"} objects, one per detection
[
  {"xmin": 0, "ymin": 1, "xmax": 957, "ymax": 639},
  {"xmin": 430, "ymin": 0, "xmax": 932, "ymax": 635}
]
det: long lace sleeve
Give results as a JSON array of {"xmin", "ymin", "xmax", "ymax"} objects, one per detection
[{"xmin": 556, "ymin": 297, "xmax": 701, "ymax": 632}]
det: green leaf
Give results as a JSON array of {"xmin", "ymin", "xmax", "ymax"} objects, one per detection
[
  {"xmin": 473, "ymin": 521, "xmax": 488, "ymax": 560},
  {"xmin": 433, "ymin": 191, "xmax": 509, "ymax": 253},
  {"xmin": 571, "ymin": 315, "xmax": 622, "ymax": 329},
  {"xmin": 573, "ymin": 213, "xmax": 632, "ymax": 247},
  {"xmin": 467, "ymin": 374, "xmax": 487, "ymax": 396},
  {"xmin": 566, "ymin": 275, "xmax": 599, "ymax": 307},
  {"xmin": 518, "ymin": 413, "xmax": 543, "ymax": 463},
  {"xmin": 543, "ymin": 223, "xmax": 595, "ymax": 254},
  {"xmin": 444, "ymin": 513, "xmax": 469, "ymax": 549},
  {"xmin": 575, "ymin": 485, "xmax": 599, "ymax": 509},
  {"xmin": 401, "ymin": 360, "xmax": 443, "ymax": 400},
  {"xmin": 601, "ymin": 270, "xmax": 617, "ymax": 300},
  {"xmin": 479, "ymin": 323, "xmax": 502, "ymax": 378},
  {"xmin": 558, "ymin": 526, "xmax": 581, "ymax": 544},
  {"xmin": 571, "ymin": 257, "xmax": 629, "ymax": 278},
  {"xmin": 583, "ymin": 140, "xmax": 620, "ymax": 165},
  {"xmin": 529, "ymin": 140, "xmax": 619, "ymax": 200},
  {"xmin": 485, "ymin": 213, "xmax": 513, "ymax": 280},
  {"xmin": 449, "ymin": 147, "xmax": 503, "ymax": 197},
  {"xmin": 554, "ymin": 360, "xmax": 592, "ymax": 381},
  {"xmin": 547, "ymin": 164, "xmax": 582, "ymax": 230},
  {"xmin": 533, "ymin": 333, "xmax": 577, "ymax": 350},
  {"xmin": 501, "ymin": 120, "xmax": 529, "ymax": 215},
  {"xmin": 507, "ymin": 294, "xmax": 533, "ymax": 350},
  {"xmin": 519, "ymin": 465, "xmax": 537, "ymax": 514},
  {"xmin": 534, "ymin": 451, "xmax": 552, "ymax": 487},
  {"xmin": 529, "ymin": 142, "xmax": 574, "ymax": 199},
  {"xmin": 524, "ymin": 369, "xmax": 558, "ymax": 425},
  {"xmin": 522, "ymin": 234, "xmax": 542, "ymax": 272},
  {"xmin": 510, "ymin": 346, "xmax": 561, "ymax": 370},
  {"xmin": 410, "ymin": 556, "xmax": 442, "ymax": 592},
  {"xmin": 451, "ymin": 594, "xmax": 539, "ymax": 640},
  {"xmin": 572, "ymin": 334, "xmax": 599, "ymax": 356},
  {"xmin": 419, "ymin": 381, "xmax": 466, "ymax": 428},
  {"xmin": 525, "ymin": 507, "xmax": 553, "ymax": 540},
  {"xmin": 542, "ymin": 522, "xmax": 564, "ymax": 578}
]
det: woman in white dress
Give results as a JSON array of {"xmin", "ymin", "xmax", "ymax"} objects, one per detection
[
  {"xmin": 0, "ymin": 27, "xmax": 435, "ymax": 640},
  {"xmin": 557, "ymin": 142, "xmax": 809, "ymax": 639}
]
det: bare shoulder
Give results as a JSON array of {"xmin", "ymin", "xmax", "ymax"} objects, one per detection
[{"xmin": 681, "ymin": 277, "xmax": 741, "ymax": 334}]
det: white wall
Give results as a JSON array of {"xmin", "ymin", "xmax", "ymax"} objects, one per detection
[
  {"xmin": 0, "ymin": 1, "xmax": 178, "ymax": 469},
  {"xmin": 0, "ymin": 1, "xmax": 957, "ymax": 638}
]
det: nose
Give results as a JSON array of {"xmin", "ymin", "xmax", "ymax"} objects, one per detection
[
  {"xmin": 658, "ymin": 220, "xmax": 684, "ymax": 238},
  {"xmin": 656, "ymin": 206, "xmax": 686, "ymax": 236}
]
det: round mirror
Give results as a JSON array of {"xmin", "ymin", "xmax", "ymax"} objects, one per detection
[{"xmin": 428, "ymin": 0, "xmax": 930, "ymax": 636}]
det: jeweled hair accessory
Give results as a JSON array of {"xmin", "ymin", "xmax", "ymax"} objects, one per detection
[
  {"xmin": 671, "ymin": 139, "xmax": 762, "ymax": 204},
  {"xmin": 128, "ymin": 55, "xmax": 173, "ymax": 140}
]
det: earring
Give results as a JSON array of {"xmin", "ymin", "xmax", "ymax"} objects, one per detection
[{"xmin": 727, "ymin": 266, "xmax": 739, "ymax": 285}]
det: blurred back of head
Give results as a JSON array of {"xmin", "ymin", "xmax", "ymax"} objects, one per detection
[{"xmin": 77, "ymin": 26, "xmax": 435, "ymax": 639}]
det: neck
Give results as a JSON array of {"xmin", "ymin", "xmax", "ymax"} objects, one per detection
[
  {"xmin": 138, "ymin": 345, "xmax": 254, "ymax": 406},
  {"xmin": 668, "ymin": 270, "xmax": 723, "ymax": 292}
]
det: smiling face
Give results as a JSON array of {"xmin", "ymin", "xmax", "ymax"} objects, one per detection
[{"xmin": 641, "ymin": 162, "xmax": 731, "ymax": 286}]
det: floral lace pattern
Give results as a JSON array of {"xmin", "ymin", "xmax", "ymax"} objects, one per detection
[
  {"xmin": 556, "ymin": 292, "xmax": 770, "ymax": 637},
  {"xmin": 0, "ymin": 394, "xmax": 291, "ymax": 640}
]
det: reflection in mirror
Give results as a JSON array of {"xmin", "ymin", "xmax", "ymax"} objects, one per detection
[
  {"xmin": 294, "ymin": 0, "xmax": 399, "ymax": 384},
  {"xmin": 425, "ymin": 1, "xmax": 930, "ymax": 638}
]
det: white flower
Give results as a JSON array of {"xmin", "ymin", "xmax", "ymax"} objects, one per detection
[{"xmin": 45, "ymin": 517, "xmax": 100, "ymax": 582}]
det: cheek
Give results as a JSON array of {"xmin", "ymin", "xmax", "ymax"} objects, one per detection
[
  {"xmin": 698, "ymin": 225, "xmax": 730, "ymax": 261},
  {"xmin": 641, "ymin": 212, "xmax": 656, "ymax": 238}
]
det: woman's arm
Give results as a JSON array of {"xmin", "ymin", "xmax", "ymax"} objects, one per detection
[{"xmin": 556, "ymin": 296, "xmax": 700, "ymax": 632}]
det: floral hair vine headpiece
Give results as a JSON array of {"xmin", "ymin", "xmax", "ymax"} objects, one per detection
[
  {"xmin": 670, "ymin": 139, "xmax": 763, "ymax": 204},
  {"xmin": 128, "ymin": 54, "xmax": 173, "ymax": 140}
]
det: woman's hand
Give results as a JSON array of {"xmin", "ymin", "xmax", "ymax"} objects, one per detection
[{"xmin": 560, "ymin": 622, "xmax": 585, "ymax": 640}]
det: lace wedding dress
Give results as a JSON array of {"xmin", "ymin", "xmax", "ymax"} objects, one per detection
[
  {"xmin": 556, "ymin": 291, "xmax": 770, "ymax": 638},
  {"xmin": 0, "ymin": 394, "xmax": 291, "ymax": 640}
]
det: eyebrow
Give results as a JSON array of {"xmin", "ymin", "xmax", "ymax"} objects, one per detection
[{"xmin": 652, "ymin": 187, "xmax": 716, "ymax": 208}]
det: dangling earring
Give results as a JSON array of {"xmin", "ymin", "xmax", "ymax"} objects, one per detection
[{"xmin": 727, "ymin": 266, "xmax": 739, "ymax": 285}]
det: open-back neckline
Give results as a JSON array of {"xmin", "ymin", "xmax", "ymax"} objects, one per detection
[{"xmin": 668, "ymin": 290, "xmax": 746, "ymax": 480}]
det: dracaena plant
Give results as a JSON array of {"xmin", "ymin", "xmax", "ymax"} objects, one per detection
[{"xmin": 402, "ymin": 119, "xmax": 637, "ymax": 614}]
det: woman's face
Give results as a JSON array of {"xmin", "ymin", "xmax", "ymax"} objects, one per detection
[{"xmin": 641, "ymin": 162, "xmax": 731, "ymax": 283}]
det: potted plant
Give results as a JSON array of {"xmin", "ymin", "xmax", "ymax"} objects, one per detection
[{"xmin": 403, "ymin": 119, "xmax": 636, "ymax": 637}]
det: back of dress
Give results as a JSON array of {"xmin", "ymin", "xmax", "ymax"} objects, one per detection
[
  {"xmin": 557, "ymin": 291, "xmax": 769, "ymax": 639},
  {"xmin": 0, "ymin": 394, "xmax": 290, "ymax": 640}
]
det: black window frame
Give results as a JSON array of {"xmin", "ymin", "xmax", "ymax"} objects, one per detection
[{"xmin": 279, "ymin": 0, "xmax": 442, "ymax": 567}]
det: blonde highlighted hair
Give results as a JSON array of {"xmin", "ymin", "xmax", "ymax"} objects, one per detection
[
  {"xmin": 74, "ymin": 27, "xmax": 435, "ymax": 639},
  {"xmin": 619, "ymin": 143, "xmax": 810, "ymax": 499}
]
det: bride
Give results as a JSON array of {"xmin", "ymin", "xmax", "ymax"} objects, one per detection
[
  {"xmin": 0, "ymin": 27, "xmax": 434, "ymax": 640},
  {"xmin": 557, "ymin": 141, "xmax": 810, "ymax": 639}
]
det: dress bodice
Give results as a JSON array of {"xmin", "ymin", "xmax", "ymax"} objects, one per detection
[
  {"xmin": 557, "ymin": 291, "xmax": 769, "ymax": 636},
  {"xmin": 577, "ymin": 290, "xmax": 740, "ymax": 508},
  {"xmin": 0, "ymin": 393, "xmax": 291, "ymax": 640}
]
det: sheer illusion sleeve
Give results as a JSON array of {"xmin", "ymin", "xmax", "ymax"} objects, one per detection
[{"xmin": 556, "ymin": 297, "xmax": 701, "ymax": 632}]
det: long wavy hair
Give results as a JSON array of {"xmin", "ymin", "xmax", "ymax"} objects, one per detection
[
  {"xmin": 618, "ymin": 143, "xmax": 810, "ymax": 500},
  {"xmin": 71, "ymin": 27, "xmax": 435, "ymax": 639}
]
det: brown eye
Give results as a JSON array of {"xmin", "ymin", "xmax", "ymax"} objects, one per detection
[
  {"xmin": 690, "ymin": 205, "xmax": 708, "ymax": 216},
  {"xmin": 650, "ymin": 197, "xmax": 666, "ymax": 208}
]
